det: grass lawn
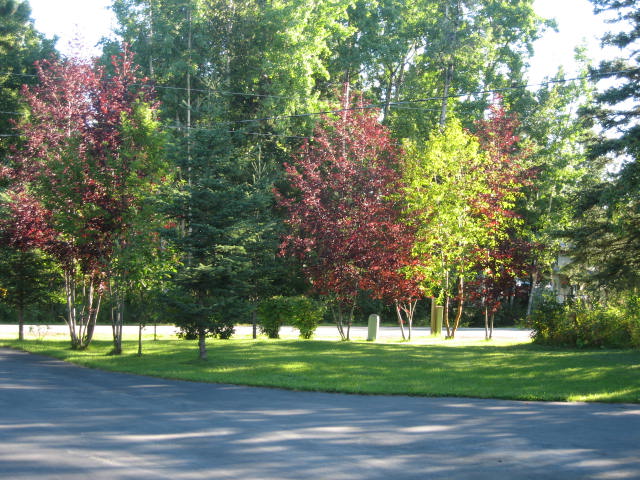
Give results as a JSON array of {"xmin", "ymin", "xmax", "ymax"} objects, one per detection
[{"xmin": 1, "ymin": 329, "xmax": 639, "ymax": 403}]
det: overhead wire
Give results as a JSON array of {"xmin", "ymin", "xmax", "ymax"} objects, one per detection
[{"xmin": 2, "ymin": 68, "xmax": 637, "ymax": 140}]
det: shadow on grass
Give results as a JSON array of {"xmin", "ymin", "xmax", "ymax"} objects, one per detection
[{"xmin": 2, "ymin": 337, "xmax": 639, "ymax": 403}]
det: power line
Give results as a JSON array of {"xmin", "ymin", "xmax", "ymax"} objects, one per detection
[
  {"xmin": 158, "ymin": 70, "xmax": 637, "ymax": 128},
  {"xmin": 2, "ymin": 68, "xmax": 636, "ymax": 131},
  {"xmin": 1, "ymin": 68, "xmax": 635, "ymax": 107},
  {"xmin": 166, "ymin": 124, "xmax": 310, "ymax": 140},
  {"xmin": 0, "ymin": 70, "xmax": 292, "ymax": 100}
]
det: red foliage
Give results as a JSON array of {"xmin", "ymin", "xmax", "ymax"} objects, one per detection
[
  {"xmin": 473, "ymin": 100, "xmax": 534, "ymax": 232},
  {"xmin": 469, "ymin": 99, "xmax": 538, "ymax": 311},
  {"xmin": 1, "ymin": 47, "xmax": 156, "ymax": 276},
  {"xmin": 277, "ymin": 93, "xmax": 421, "ymax": 306}
]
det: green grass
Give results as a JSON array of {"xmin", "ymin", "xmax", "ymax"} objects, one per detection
[{"xmin": 2, "ymin": 330, "xmax": 639, "ymax": 403}]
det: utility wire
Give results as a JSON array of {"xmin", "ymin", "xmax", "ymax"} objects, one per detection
[
  {"xmin": 206, "ymin": 71, "xmax": 632, "ymax": 127},
  {"xmin": 1, "ymin": 68, "xmax": 636, "ymax": 105},
  {"xmin": 2, "ymin": 68, "xmax": 636, "ymax": 131}
]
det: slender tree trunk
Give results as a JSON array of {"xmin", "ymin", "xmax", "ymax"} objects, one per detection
[
  {"xmin": 198, "ymin": 327, "xmax": 207, "ymax": 360},
  {"xmin": 395, "ymin": 300, "xmax": 407, "ymax": 341},
  {"xmin": 331, "ymin": 301, "xmax": 354, "ymax": 341},
  {"xmin": 443, "ymin": 292, "xmax": 451, "ymax": 337},
  {"xmin": 252, "ymin": 308, "xmax": 257, "ymax": 340},
  {"xmin": 443, "ymin": 270, "xmax": 452, "ymax": 337},
  {"xmin": 18, "ymin": 307, "xmax": 24, "ymax": 341},
  {"xmin": 450, "ymin": 276, "xmax": 465, "ymax": 339},
  {"xmin": 489, "ymin": 313, "xmax": 494, "ymax": 339},
  {"xmin": 484, "ymin": 305, "xmax": 489, "ymax": 340},
  {"xmin": 138, "ymin": 323, "xmax": 143, "ymax": 356},
  {"xmin": 64, "ymin": 268, "xmax": 101, "ymax": 349},
  {"xmin": 526, "ymin": 269, "xmax": 539, "ymax": 317},
  {"xmin": 111, "ymin": 277, "xmax": 124, "ymax": 355},
  {"xmin": 394, "ymin": 300, "xmax": 417, "ymax": 341}
]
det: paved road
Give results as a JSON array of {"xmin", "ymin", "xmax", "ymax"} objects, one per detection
[
  {"xmin": 1, "ymin": 347, "xmax": 639, "ymax": 480},
  {"xmin": 1, "ymin": 324, "xmax": 534, "ymax": 342}
]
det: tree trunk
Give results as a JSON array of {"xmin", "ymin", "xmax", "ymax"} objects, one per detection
[
  {"xmin": 138, "ymin": 323, "xmax": 143, "ymax": 356},
  {"xmin": 111, "ymin": 280, "xmax": 124, "ymax": 355},
  {"xmin": 64, "ymin": 269, "xmax": 101, "ymax": 349},
  {"xmin": 198, "ymin": 328, "xmax": 207, "ymax": 360},
  {"xmin": 252, "ymin": 308, "xmax": 257, "ymax": 340},
  {"xmin": 489, "ymin": 313, "xmax": 494, "ymax": 340},
  {"xmin": 395, "ymin": 300, "xmax": 407, "ymax": 341},
  {"xmin": 331, "ymin": 301, "xmax": 354, "ymax": 341},
  {"xmin": 395, "ymin": 300, "xmax": 417, "ymax": 341},
  {"xmin": 443, "ymin": 292, "xmax": 451, "ymax": 337},
  {"xmin": 526, "ymin": 269, "xmax": 539, "ymax": 317},
  {"xmin": 484, "ymin": 305, "xmax": 489, "ymax": 340},
  {"xmin": 18, "ymin": 307, "xmax": 24, "ymax": 341},
  {"xmin": 449, "ymin": 276, "xmax": 465, "ymax": 339}
]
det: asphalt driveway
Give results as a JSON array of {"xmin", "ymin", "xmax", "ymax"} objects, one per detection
[{"xmin": 1, "ymin": 347, "xmax": 638, "ymax": 479}]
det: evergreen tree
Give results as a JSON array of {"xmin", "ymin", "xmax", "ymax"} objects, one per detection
[
  {"xmin": 568, "ymin": 0, "xmax": 640, "ymax": 290},
  {"xmin": 0, "ymin": 0, "xmax": 55, "ymax": 160},
  {"xmin": 165, "ymin": 124, "xmax": 275, "ymax": 359}
]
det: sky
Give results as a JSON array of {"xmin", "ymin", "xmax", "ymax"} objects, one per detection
[{"xmin": 27, "ymin": 0, "xmax": 616, "ymax": 85}]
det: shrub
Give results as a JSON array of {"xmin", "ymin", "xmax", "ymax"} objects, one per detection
[
  {"xmin": 528, "ymin": 292, "xmax": 574, "ymax": 346},
  {"xmin": 289, "ymin": 296, "xmax": 325, "ymax": 339},
  {"xmin": 258, "ymin": 296, "xmax": 325, "ymax": 339},
  {"xmin": 529, "ymin": 292, "xmax": 640, "ymax": 349},
  {"xmin": 257, "ymin": 297, "xmax": 290, "ymax": 339}
]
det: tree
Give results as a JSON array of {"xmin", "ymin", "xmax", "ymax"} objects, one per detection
[
  {"xmin": 2, "ymin": 49, "xmax": 166, "ymax": 350},
  {"xmin": 472, "ymin": 101, "xmax": 536, "ymax": 331},
  {"xmin": 163, "ymin": 121, "xmax": 274, "ymax": 360},
  {"xmin": 109, "ymin": 0, "xmax": 352, "ymax": 335},
  {"xmin": 327, "ymin": 0, "xmax": 548, "ymax": 137},
  {"xmin": 566, "ymin": 0, "xmax": 640, "ymax": 290},
  {"xmin": 0, "ymin": 0, "xmax": 55, "ymax": 160},
  {"xmin": 517, "ymin": 64, "xmax": 599, "ymax": 312},
  {"xmin": 0, "ymin": 245, "xmax": 58, "ymax": 340},
  {"xmin": 403, "ymin": 120, "xmax": 488, "ymax": 338},
  {"xmin": 278, "ymin": 93, "xmax": 410, "ymax": 340},
  {"xmin": 403, "ymin": 105, "xmax": 531, "ymax": 338}
]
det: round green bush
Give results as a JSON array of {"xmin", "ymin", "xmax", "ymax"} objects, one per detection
[{"xmin": 257, "ymin": 296, "xmax": 325, "ymax": 339}]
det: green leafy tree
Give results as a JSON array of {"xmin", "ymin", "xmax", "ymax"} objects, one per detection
[
  {"xmin": 566, "ymin": 0, "xmax": 640, "ymax": 290},
  {"xmin": 403, "ymin": 108, "xmax": 531, "ymax": 338},
  {"xmin": 403, "ymin": 120, "xmax": 488, "ymax": 337},
  {"xmin": 0, "ymin": 0, "xmax": 55, "ymax": 160},
  {"xmin": 516, "ymin": 64, "xmax": 600, "ymax": 310},
  {"xmin": 2, "ymin": 50, "xmax": 167, "ymax": 350}
]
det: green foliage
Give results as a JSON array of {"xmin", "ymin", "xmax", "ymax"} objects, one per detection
[
  {"xmin": 530, "ymin": 293, "xmax": 640, "ymax": 349},
  {"xmin": 258, "ymin": 296, "xmax": 326, "ymax": 339},
  {"xmin": 403, "ymin": 119, "xmax": 488, "ymax": 297},
  {"xmin": 0, "ymin": 0, "xmax": 55, "ymax": 159},
  {"xmin": 564, "ymin": 1, "xmax": 640, "ymax": 291},
  {"xmin": 257, "ymin": 296, "xmax": 289, "ymax": 339},
  {"xmin": 290, "ymin": 296, "xmax": 326, "ymax": 339}
]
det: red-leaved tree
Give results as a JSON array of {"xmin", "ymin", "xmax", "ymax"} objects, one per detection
[
  {"xmin": 277, "ymin": 92, "xmax": 420, "ymax": 340},
  {"xmin": 469, "ymin": 100, "xmax": 537, "ymax": 338},
  {"xmin": 1, "ymin": 48, "xmax": 165, "ymax": 350}
]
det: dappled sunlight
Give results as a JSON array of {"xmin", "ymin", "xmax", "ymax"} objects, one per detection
[
  {"xmin": 568, "ymin": 389, "xmax": 640, "ymax": 403},
  {"xmin": 1, "ymin": 345, "xmax": 639, "ymax": 479}
]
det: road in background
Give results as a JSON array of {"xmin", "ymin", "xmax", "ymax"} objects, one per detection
[{"xmin": 0, "ymin": 324, "xmax": 533, "ymax": 342}]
